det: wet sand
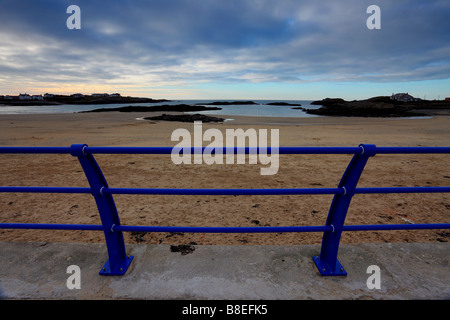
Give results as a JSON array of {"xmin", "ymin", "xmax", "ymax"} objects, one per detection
[{"xmin": 0, "ymin": 112, "xmax": 449, "ymax": 246}]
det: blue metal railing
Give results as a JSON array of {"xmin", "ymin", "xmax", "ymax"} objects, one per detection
[{"xmin": 0, "ymin": 144, "xmax": 449, "ymax": 276}]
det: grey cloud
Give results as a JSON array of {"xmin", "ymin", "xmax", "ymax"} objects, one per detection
[{"xmin": 0, "ymin": 0, "xmax": 449, "ymax": 88}]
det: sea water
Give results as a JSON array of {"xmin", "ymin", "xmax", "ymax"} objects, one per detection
[{"xmin": 0, "ymin": 100, "xmax": 323, "ymax": 118}]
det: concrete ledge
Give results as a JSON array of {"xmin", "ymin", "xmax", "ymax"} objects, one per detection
[{"xmin": 0, "ymin": 241, "xmax": 448, "ymax": 300}]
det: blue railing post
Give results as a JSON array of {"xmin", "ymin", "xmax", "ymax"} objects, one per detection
[
  {"xmin": 313, "ymin": 144, "xmax": 377, "ymax": 276},
  {"xmin": 70, "ymin": 144, "xmax": 133, "ymax": 275}
]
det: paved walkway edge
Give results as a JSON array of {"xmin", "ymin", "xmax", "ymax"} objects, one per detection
[{"xmin": 0, "ymin": 241, "xmax": 448, "ymax": 299}]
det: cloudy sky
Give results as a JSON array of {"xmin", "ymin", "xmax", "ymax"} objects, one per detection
[{"xmin": 0, "ymin": 0, "xmax": 449, "ymax": 100}]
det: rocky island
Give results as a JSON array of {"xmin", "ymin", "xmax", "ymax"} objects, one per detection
[
  {"xmin": 298, "ymin": 96, "xmax": 450, "ymax": 117},
  {"xmin": 80, "ymin": 104, "xmax": 222, "ymax": 113}
]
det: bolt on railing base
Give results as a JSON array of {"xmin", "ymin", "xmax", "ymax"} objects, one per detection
[
  {"xmin": 313, "ymin": 256, "xmax": 347, "ymax": 276},
  {"xmin": 99, "ymin": 255, "xmax": 134, "ymax": 276}
]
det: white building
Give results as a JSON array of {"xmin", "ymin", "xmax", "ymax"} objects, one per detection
[
  {"xmin": 391, "ymin": 93, "xmax": 420, "ymax": 102},
  {"xmin": 18, "ymin": 93, "xmax": 31, "ymax": 100},
  {"xmin": 31, "ymin": 95, "xmax": 43, "ymax": 100}
]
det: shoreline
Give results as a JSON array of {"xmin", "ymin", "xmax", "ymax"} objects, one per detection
[
  {"xmin": 0, "ymin": 110, "xmax": 441, "ymax": 124},
  {"xmin": 1, "ymin": 112, "xmax": 449, "ymax": 146},
  {"xmin": 4, "ymin": 96, "xmax": 449, "ymax": 119}
]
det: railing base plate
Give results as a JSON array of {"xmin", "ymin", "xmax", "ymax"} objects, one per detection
[
  {"xmin": 313, "ymin": 256, "xmax": 347, "ymax": 276},
  {"xmin": 99, "ymin": 255, "xmax": 134, "ymax": 276}
]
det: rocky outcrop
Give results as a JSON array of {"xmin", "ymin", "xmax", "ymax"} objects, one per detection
[
  {"xmin": 80, "ymin": 104, "xmax": 221, "ymax": 113},
  {"xmin": 302, "ymin": 97, "xmax": 450, "ymax": 117},
  {"xmin": 144, "ymin": 113, "xmax": 225, "ymax": 122}
]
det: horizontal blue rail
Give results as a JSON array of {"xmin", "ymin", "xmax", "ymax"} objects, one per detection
[
  {"xmin": 0, "ymin": 146, "xmax": 73, "ymax": 154},
  {"xmin": 2, "ymin": 146, "xmax": 450, "ymax": 155},
  {"xmin": 355, "ymin": 187, "xmax": 450, "ymax": 194},
  {"xmin": 0, "ymin": 223, "xmax": 104, "ymax": 231},
  {"xmin": 0, "ymin": 146, "xmax": 360, "ymax": 154},
  {"xmin": 1, "ymin": 143, "xmax": 449, "ymax": 277},
  {"xmin": 0, "ymin": 187, "xmax": 92, "ymax": 194},
  {"xmin": 1, "ymin": 222, "xmax": 448, "ymax": 233},
  {"xmin": 1, "ymin": 186, "xmax": 449, "ymax": 195},
  {"xmin": 103, "ymin": 187, "xmax": 342, "ymax": 195}
]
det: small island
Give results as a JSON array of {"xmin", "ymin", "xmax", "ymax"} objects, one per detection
[
  {"xmin": 80, "ymin": 104, "xmax": 222, "ymax": 113},
  {"xmin": 300, "ymin": 94, "xmax": 450, "ymax": 117}
]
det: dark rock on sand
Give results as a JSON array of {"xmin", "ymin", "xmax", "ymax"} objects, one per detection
[{"xmin": 144, "ymin": 113, "xmax": 225, "ymax": 122}]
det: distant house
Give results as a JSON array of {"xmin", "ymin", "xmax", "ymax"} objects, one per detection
[
  {"xmin": 44, "ymin": 93, "xmax": 54, "ymax": 99},
  {"xmin": 92, "ymin": 93, "xmax": 109, "ymax": 97},
  {"xmin": 4, "ymin": 95, "xmax": 14, "ymax": 100},
  {"xmin": 110, "ymin": 93, "xmax": 121, "ymax": 97},
  {"xmin": 31, "ymin": 95, "xmax": 43, "ymax": 100},
  {"xmin": 18, "ymin": 93, "xmax": 32, "ymax": 100},
  {"xmin": 71, "ymin": 93, "xmax": 84, "ymax": 98},
  {"xmin": 391, "ymin": 93, "xmax": 420, "ymax": 102},
  {"xmin": 445, "ymin": 97, "xmax": 450, "ymax": 101}
]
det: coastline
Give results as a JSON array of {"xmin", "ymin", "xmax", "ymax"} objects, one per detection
[{"xmin": 0, "ymin": 112, "xmax": 449, "ymax": 247}]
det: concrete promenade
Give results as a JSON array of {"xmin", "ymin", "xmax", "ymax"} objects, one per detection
[{"xmin": 0, "ymin": 241, "xmax": 448, "ymax": 300}]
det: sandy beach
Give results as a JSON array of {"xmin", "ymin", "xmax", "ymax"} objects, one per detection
[{"xmin": 0, "ymin": 112, "xmax": 449, "ymax": 246}]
